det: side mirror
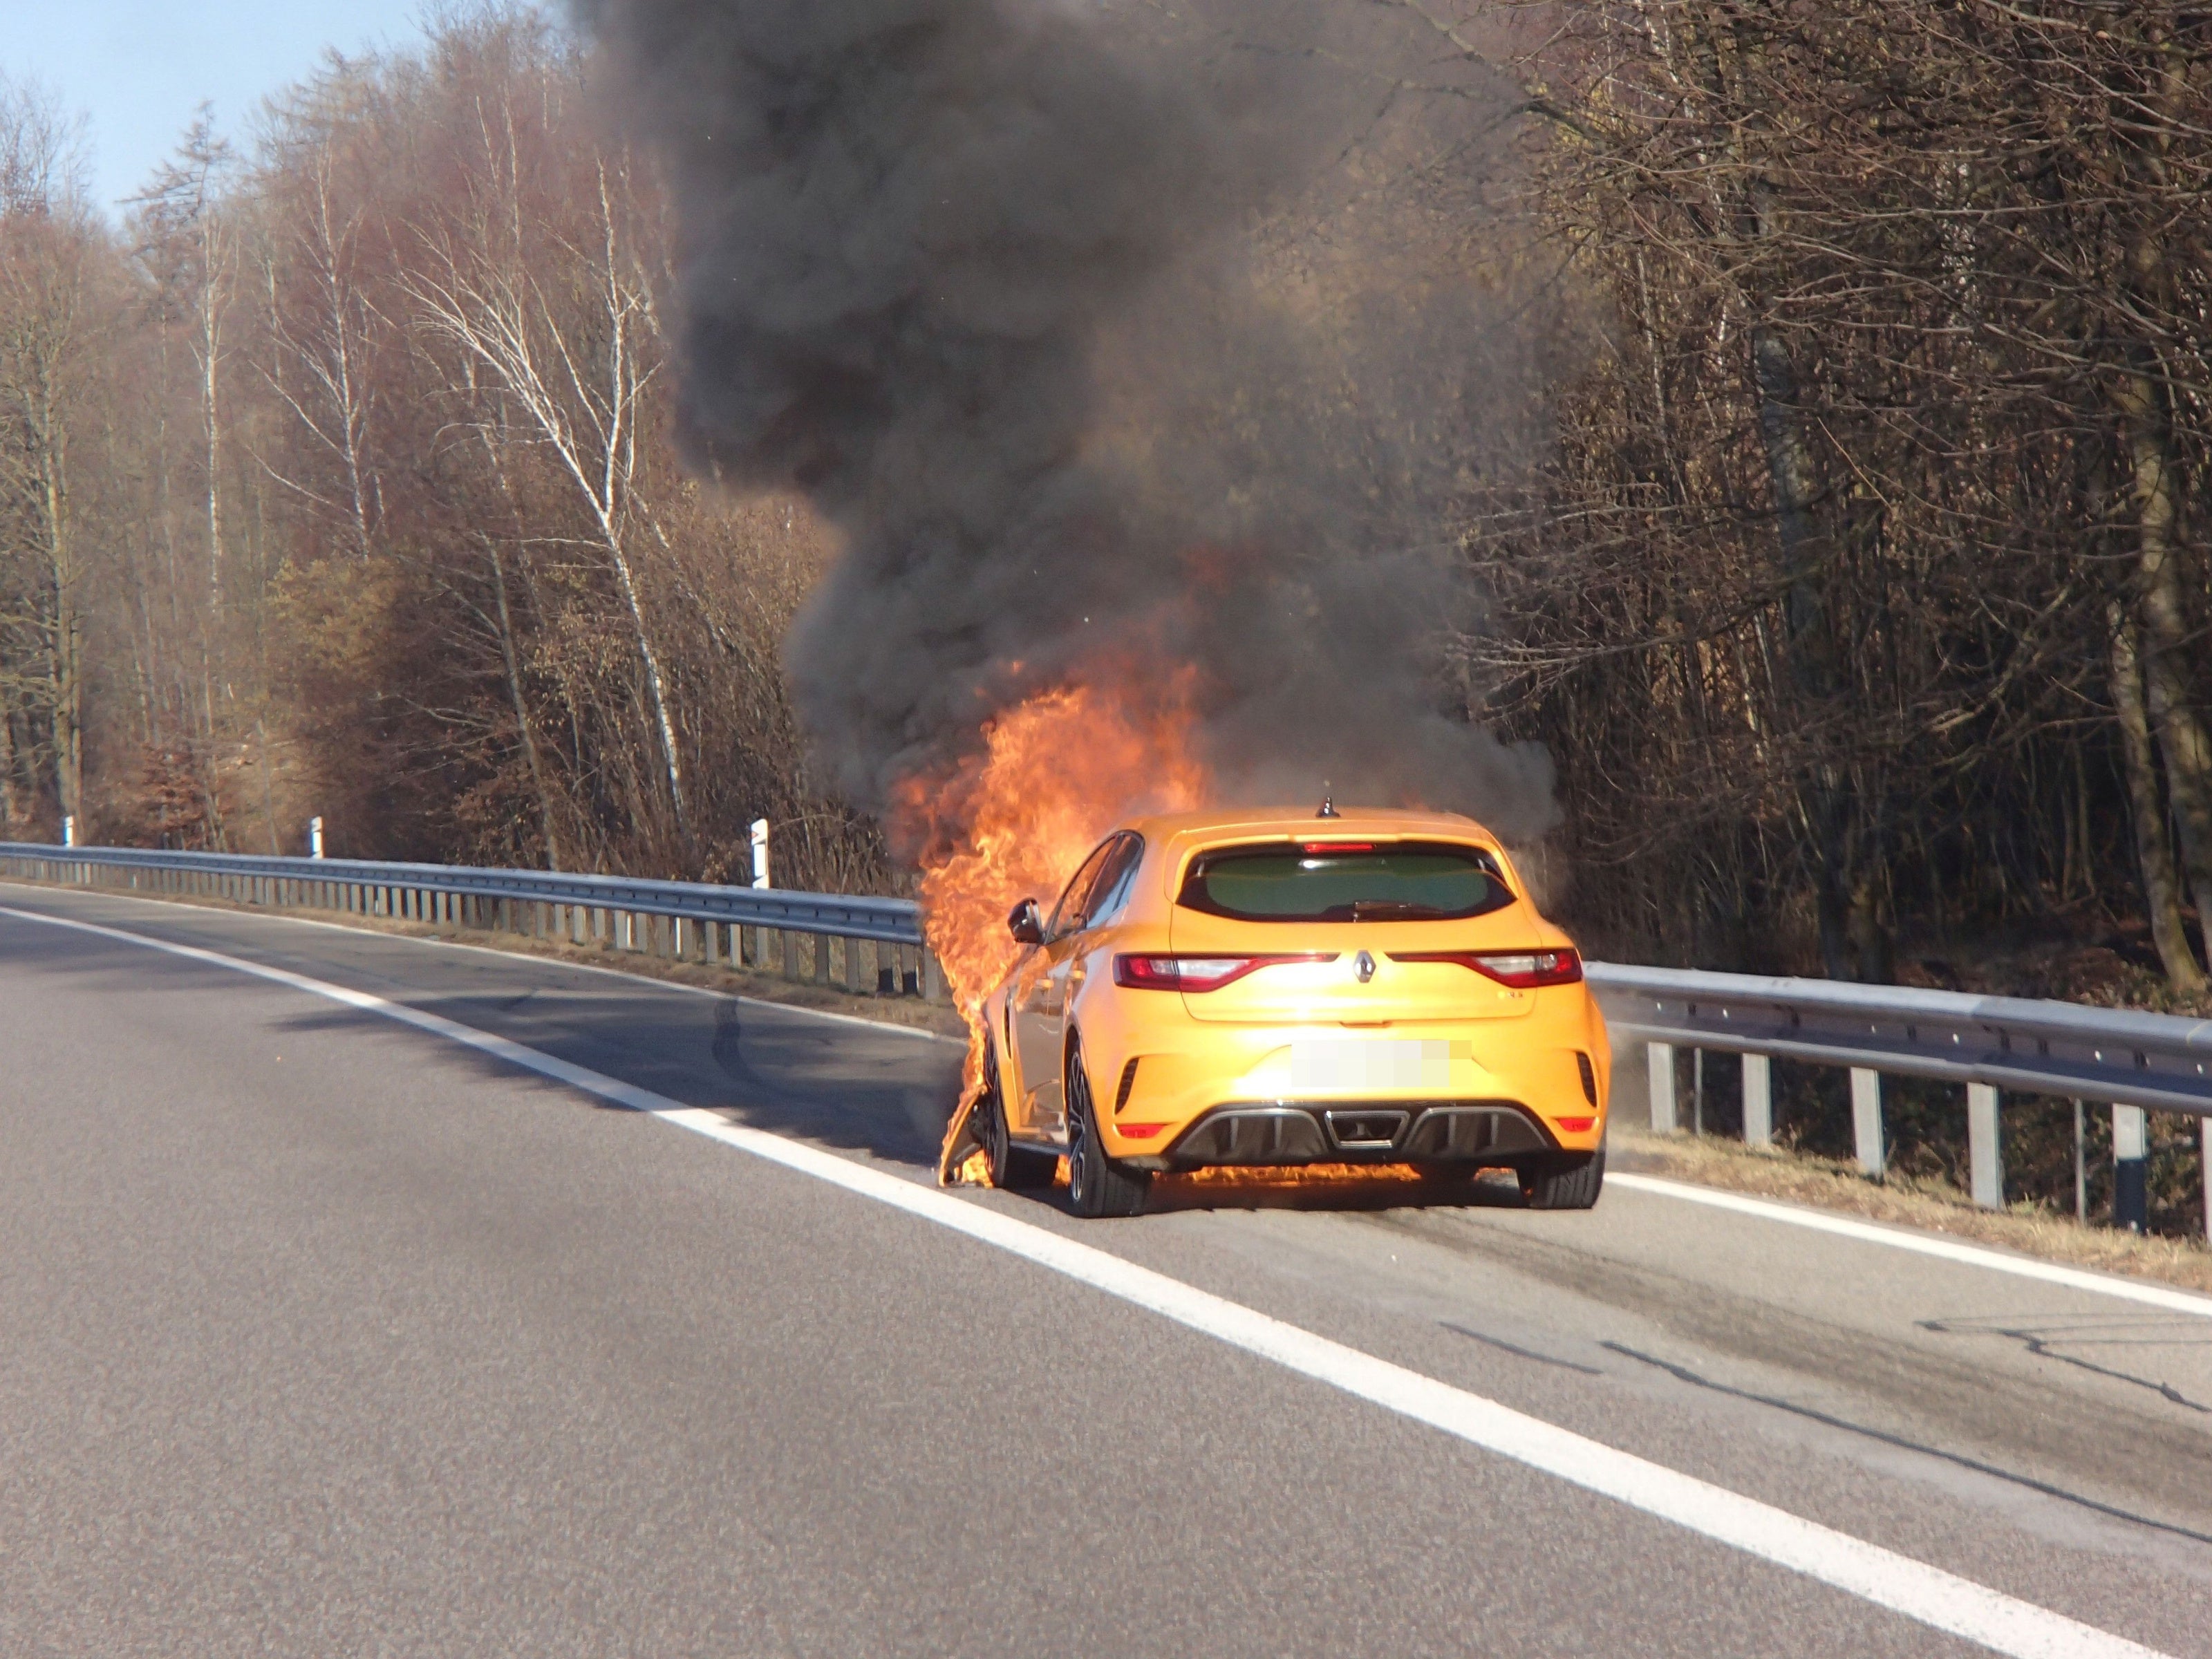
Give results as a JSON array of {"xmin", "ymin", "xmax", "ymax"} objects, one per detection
[{"xmin": 1007, "ymin": 898, "xmax": 1044, "ymax": 946}]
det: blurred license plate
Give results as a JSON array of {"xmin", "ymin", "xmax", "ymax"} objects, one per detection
[{"xmin": 1291, "ymin": 1039, "xmax": 1449, "ymax": 1091}]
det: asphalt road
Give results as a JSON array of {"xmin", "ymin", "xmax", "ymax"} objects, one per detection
[{"xmin": 3, "ymin": 883, "xmax": 2209, "ymax": 1657}]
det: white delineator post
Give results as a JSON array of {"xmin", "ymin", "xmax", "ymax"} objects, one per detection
[
  {"xmin": 310, "ymin": 816, "xmax": 325, "ymax": 859},
  {"xmin": 1741, "ymin": 1053, "xmax": 1773, "ymax": 1147},
  {"xmin": 1967, "ymin": 1082, "xmax": 2002, "ymax": 1209},
  {"xmin": 1851, "ymin": 1068, "xmax": 1885, "ymax": 1177},
  {"xmin": 62, "ymin": 814, "xmax": 75, "ymax": 848},
  {"xmin": 2112, "ymin": 1103, "xmax": 2148, "ymax": 1233},
  {"xmin": 1647, "ymin": 1042, "xmax": 1677, "ymax": 1134},
  {"xmin": 750, "ymin": 818, "xmax": 770, "ymax": 890}
]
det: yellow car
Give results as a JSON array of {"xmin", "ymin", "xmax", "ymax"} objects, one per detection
[{"xmin": 971, "ymin": 805, "xmax": 1611, "ymax": 1217}]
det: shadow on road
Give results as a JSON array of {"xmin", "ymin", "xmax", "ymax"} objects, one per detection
[{"xmin": 0, "ymin": 910, "xmax": 964, "ymax": 1171}]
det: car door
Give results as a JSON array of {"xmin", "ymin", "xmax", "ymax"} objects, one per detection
[{"xmin": 1011, "ymin": 836, "xmax": 1118, "ymax": 1136}]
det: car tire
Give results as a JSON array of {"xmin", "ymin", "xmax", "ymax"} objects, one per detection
[
  {"xmin": 981, "ymin": 1035, "xmax": 1058, "ymax": 1192},
  {"xmin": 1519, "ymin": 1146, "xmax": 1605, "ymax": 1210},
  {"xmin": 1065, "ymin": 1041, "xmax": 1150, "ymax": 1219}
]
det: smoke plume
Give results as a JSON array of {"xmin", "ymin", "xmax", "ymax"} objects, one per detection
[{"xmin": 581, "ymin": 0, "xmax": 1559, "ymax": 842}]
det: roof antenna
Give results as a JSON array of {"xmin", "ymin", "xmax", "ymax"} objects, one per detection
[{"xmin": 1316, "ymin": 784, "xmax": 1339, "ymax": 819}]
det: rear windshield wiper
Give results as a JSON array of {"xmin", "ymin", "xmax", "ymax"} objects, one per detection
[{"xmin": 1348, "ymin": 900, "xmax": 1446, "ymax": 920}]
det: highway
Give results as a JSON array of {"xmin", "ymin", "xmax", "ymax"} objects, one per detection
[{"xmin": 3, "ymin": 884, "xmax": 2209, "ymax": 1657}]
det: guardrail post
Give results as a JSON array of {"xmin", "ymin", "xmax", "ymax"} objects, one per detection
[
  {"xmin": 1741, "ymin": 1054, "xmax": 1773, "ymax": 1147},
  {"xmin": 1851, "ymin": 1068, "xmax": 1885, "ymax": 1177},
  {"xmin": 924, "ymin": 948, "xmax": 945, "ymax": 1004},
  {"xmin": 1647, "ymin": 1042, "xmax": 1678, "ymax": 1134},
  {"xmin": 1967, "ymin": 1083, "xmax": 2002, "ymax": 1209},
  {"xmin": 2113, "ymin": 1104, "xmax": 2148, "ymax": 1233},
  {"xmin": 2202, "ymin": 1118, "xmax": 2211, "ymax": 1244}
]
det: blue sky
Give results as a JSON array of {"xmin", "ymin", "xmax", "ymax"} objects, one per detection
[{"xmin": 1, "ymin": 1, "xmax": 441, "ymax": 216}]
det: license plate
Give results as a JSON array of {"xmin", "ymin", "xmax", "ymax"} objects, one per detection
[{"xmin": 1291, "ymin": 1039, "xmax": 1449, "ymax": 1092}]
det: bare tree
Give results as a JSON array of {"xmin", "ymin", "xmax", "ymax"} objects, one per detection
[
  {"xmin": 407, "ymin": 106, "xmax": 691, "ymax": 849},
  {"xmin": 0, "ymin": 78, "xmax": 99, "ymax": 834}
]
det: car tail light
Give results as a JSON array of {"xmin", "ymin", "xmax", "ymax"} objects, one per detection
[
  {"xmin": 1117, "ymin": 1123, "xmax": 1168, "ymax": 1139},
  {"xmin": 1555, "ymin": 1116, "xmax": 1596, "ymax": 1134},
  {"xmin": 1112, "ymin": 953, "xmax": 1336, "ymax": 991},
  {"xmin": 1388, "ymin": 948, "xmax": 1583, "ymax": 988}
]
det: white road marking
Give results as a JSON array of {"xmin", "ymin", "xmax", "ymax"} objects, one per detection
[
  {"xmin": 1610, "ymin": 1172, "xmax": 2212, "ymax": 1320},
  {"xmin": 2, "ymin": 903, "xmax": 2171, "ymax": 1659}
]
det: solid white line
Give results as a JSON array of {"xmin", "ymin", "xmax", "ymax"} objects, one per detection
[
  {"xmin": 1, "ymin": 903, "xmax": 2169, "ymax": 1659},
  {"xmin": 0, "ymin": 877, "xmax": 964, "ymax": 1046},
  {"xmin": 1609, "ymin": 1172, "xmax": 2212, "ymax": 1320}
]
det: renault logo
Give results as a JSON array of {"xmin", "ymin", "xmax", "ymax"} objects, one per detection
[{"xmin": 1355, "ymin": 950, "xmax": 1376, "ymax": 984}]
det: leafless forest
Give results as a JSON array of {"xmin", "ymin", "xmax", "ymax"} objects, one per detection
[{"xmin": 2, "ymin": 0, "xmax": 2208, "ymax": 1009}]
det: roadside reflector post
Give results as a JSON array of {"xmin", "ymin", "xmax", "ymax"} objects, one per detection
[
  {"xmin": 2113, "ymin": 1103, "xmax": 2148, "ymax": 1234},
  {"xmin": 1647, "ymin": 1042, "xmax": 1678, "ymax": 1134},
  {"xmin": 1967, "ymin": 1083, "xmax": 2003, "ymax": 1209},
  {"xmin": 310, "ymin": 816, "xmax": 324, "ymax": 858},
  {"xmin": 62, "ymin": 814, "xmax": 75, "ymax": 848},
  {"xmin": 2073, "ymin": 1099, "xmax": 2088, "ymax": 1222},
  {"xmin": 750, "ymin": 818, "xmax": 770, "ymax": 890},
  {"xmin": 1851, "ymin": 1068, "xmax": 1885, "ymax": 1178},
  {"xmin": 1741, "ymin": 1053, "xmax": 1773, "ymax": 1147}
]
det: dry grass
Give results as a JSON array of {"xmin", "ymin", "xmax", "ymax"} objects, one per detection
[
  {"xmin": 1612, "ymin": 1122, "xmax": 2212, "ymax": 1296},
  {"xmin": 0, "ymin": 876, "xmax": 970, "ymax": 1042}
]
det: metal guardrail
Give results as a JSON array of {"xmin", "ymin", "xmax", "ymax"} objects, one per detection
[
  {"xmin": 0, "ymin": 842, "xmax": 940, "ymax": 1000},
  {"xmin": 1589, "ymin": 964, "xmax": 2212, "ymax": 1117},
  {"xmin": 1588, "ymin": 962, "xmax": 2212, "ymax": 1227}
]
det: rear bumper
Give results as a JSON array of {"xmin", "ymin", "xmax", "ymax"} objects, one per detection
[{"xmin": 1138, "ymin": 1098, "xmax": 1559, "ymax": 1171}]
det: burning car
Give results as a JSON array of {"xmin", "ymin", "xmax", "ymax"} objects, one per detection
[{"xmin": 964, "ymin": 803, "xmax": 1610, "ymax": 1217}]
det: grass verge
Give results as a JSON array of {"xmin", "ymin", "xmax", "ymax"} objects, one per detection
[{"xmin": 1611, "ymin": 1119, "xmax": 2212, "ymax": 1296}]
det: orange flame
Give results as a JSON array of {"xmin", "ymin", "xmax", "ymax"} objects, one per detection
[{"xmin": 894, "ymin": 669, "xmax": 1211, "ymax": 1181}]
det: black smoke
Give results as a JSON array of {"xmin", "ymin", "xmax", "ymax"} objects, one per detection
[{"xmin": 581, "ymin": 0, "xmax": 1559, "ymax": 841}]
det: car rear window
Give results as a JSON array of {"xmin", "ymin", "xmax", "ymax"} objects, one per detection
[{"xmin": 1177, "ymin": 841, "xmax": 1515, "ymax": 923}]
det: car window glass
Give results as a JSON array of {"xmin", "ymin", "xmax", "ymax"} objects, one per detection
[
  {"xmin": 1177, "ymin": 841, "xmax": 1515, "ymax": 923},
  {"xmin": 1044, "ymin": 839, "xmax": 1116, "ymax": 941},
  {"xmin": 1084, "ymin": 835, "xmax": 1145, "ymax": 928}
]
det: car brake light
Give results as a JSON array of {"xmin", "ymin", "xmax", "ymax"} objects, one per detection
[
  {"xmin": 1388, "ymin": 948, "xmax": 1583, "ymax": 988},
  {"xmin": 1555, "ymin": 1116, "xmax": 1596, "ymax": 1134},
  {"xmin": 1300, "ymin": 842, "xmax": 1374, "ymax": 853},
  {"xmin": 1112, "ymin": 953, "xmax": 1337, "ymax": 991}
]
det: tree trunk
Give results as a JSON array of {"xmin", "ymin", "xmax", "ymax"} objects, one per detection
[
  {"xmin": 2117, "ymin": 366, "xmax": 2212, "ymax": 949},
  {"xmin": 2109, "ymin": 602, "xmax": 2206, "ymax": 991},
  {"xmin": 0, "ymin": 697, "xmax": 19, "ymax": 834},
  {"xmin": 604, "ymin": 528, "xmax": 690, "ymax": 850},
  {"xmin": 485, "ymin": 543, "xmax": 565, "ymax": 870},
  {"xmin": 41, "ymin": 400, "xmax": 82, "ymax": 830}
]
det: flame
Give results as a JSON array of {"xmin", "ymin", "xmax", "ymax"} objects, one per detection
[{"xmin": 894, "ymin": 671, "xmax": 1211, "ymax": 1181}]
